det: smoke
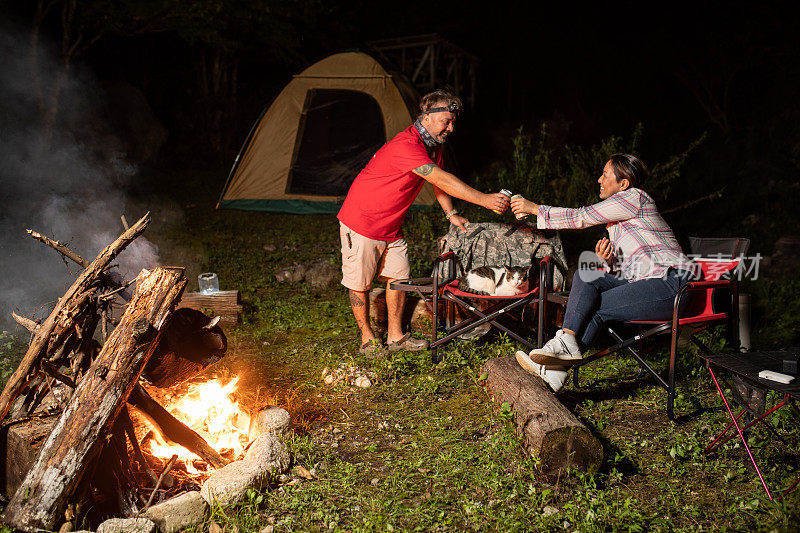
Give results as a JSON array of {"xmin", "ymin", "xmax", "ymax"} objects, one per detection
[{"xmin": 0, "ymin": 25, "xmax": 160, "ymax": 331}]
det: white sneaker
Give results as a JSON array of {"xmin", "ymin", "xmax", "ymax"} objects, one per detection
[
  {"xmin": 515, "ymin": 351, "xmax": 569, "ymax": 392},
  {"xmin": 528, "ymin": 329, "xmax": 582, "ymax": 366}
]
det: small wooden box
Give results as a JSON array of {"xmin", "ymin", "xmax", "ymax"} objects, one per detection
[{"xmin": 177, "ymin": 290, "xmax": 242, "ymax": 326}]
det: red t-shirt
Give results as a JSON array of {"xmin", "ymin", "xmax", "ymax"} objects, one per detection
[{"xmin": 337, "ymin": 125, "xmax": 442, "ymax": 241}]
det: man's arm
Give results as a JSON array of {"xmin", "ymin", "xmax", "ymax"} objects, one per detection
[
  {"xmin": 432, "ymin": 184, "xmax": 469, "ymax": 232},
  {"xmin": 413, "ymin": 163, "xmax": 508, "ymax": 212}
]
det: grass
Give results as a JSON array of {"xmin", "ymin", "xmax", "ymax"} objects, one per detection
[{"xmin": 2, "ymin": 149, "xmax": 799, "ymax": 532}]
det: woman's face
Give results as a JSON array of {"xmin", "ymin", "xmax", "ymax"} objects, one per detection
[{"xmin": 597, "ymin": 160, "xmax": 628, "ymax": 199}]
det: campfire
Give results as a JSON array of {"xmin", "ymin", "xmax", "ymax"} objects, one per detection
[
  {"xmin": 144, "ymin": 377, "xmax": 250, "ymax": 476},
  {"xmin": 0, "ymin": 213, "xmax": 290, "ymax": 532}
]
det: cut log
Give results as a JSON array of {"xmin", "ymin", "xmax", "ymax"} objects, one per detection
[
  {"xmin": 481, "ymin": 356, "xmax": 603, "ymax": 476},
  {"xmin": 128, "ymin": 384, "xmax": 227, "ymax": 469},
  {"xmin": 0, "ymin": 212, "xmax": 151, "ymax": 423},
  {"xmin": 142, "ymin": 308, "xmax": 227, "ymax": 388},
  {"xmin": 177, "ymin": 290, "xmax": 241, "ymax": 326},
  {"xmin": 0, "ymin": 415, "xmax": 58, "ymax": 499},
  {"xmin": 3, "ymin": 267, "xmax": 186, "ymax": 532}
]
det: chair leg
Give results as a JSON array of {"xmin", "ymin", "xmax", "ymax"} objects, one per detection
[
  {"xmin": 667, "ymin": 326, "xmax": 679, "ymax": 420},
  {"xmin": 432, "ymin": 288, "xmax": 439, "ymax": 364}
]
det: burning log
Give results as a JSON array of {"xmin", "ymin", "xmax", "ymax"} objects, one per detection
[
  {"xmin": 3, "ymin": 267, "xmax": 186, "ymax": 533},
  {"xmin": 481, "ymin": 356, "xmax": 603, "ymax": 476},
  {"xmin": 128, "ymin": 385, "xmax": 228, "ymax": 469},
  {"xmin": 0, "ymin": 212, "xmax": 151, "ymax": 423}
]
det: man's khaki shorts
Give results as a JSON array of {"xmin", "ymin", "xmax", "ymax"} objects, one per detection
[{"xmin": 340, "ymin": 222, "xmax": 410, "ymax": 292}]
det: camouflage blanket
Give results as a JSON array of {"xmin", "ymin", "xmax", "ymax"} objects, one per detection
[{"xmin": 437, "ymin": 222, "xmax": 567, "ymax": 291}]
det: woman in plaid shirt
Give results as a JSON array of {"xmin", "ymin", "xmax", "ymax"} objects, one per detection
[{"xmin": 510, "ymin": 154, "xmax": 696, "ymax": 391}]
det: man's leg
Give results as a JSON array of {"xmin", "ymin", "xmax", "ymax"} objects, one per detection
[
  {"xmin": 385, "ymin": 280, "xmax": 405, "ymax": 342},
  {"xmin": 379, "ymin": 238, "xmax": 427, "ymax": 351},
  {"xmin": 349, "ymin": 290, "xmax": 377, "ymax": 345},
  {"xmin": 340, "ymin": 222, "xmax": 385, "ymax": 348}
]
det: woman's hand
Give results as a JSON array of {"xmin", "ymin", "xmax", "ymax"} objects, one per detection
[
  {"xmin": 449, "ymin": 214, "xmax": 470, "ymax": 233},
  {"xmin": 595, "ymin": 237, "xmax": 614, "ymax": 263},
  {"xmin": 482, "ymin": 192, "xmax": 510, "ymax": 213},
  {"xmin": 510, "ymin": 195, "xmax": 539, "ymax": 217}
]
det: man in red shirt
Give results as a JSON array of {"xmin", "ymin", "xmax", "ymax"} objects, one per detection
[{"xmin": 338, "ymin": 89, "xmax": 510, "ymax": 355}]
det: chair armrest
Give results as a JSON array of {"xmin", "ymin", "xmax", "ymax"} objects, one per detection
[
  {"xmin": 434, "ymin": 251, "xmax": 455, "ymax": 264},
  {"xmin": 686, "ymin": 280, "xmax": 733, "ymax": 290},
  {"xmin": 538, "ymin": 255, "xmax": 555, "ymax": 291}
]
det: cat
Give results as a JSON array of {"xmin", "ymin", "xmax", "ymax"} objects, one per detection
[{"xmin": 457, "ymin": 265, "xmax": 530, "ymax": 296}]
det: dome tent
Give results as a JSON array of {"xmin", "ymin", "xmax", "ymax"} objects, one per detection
[{"xmin": 217, "ymin": 52, "xmax": 436, "ymax": 214}]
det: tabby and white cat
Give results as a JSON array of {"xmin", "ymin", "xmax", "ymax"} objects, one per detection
[{"xmin": 457, "ymin": 265, "xmax": 530, "ymax": 296}]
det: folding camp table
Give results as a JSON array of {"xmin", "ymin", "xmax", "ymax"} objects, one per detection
[{"xmin": 698, "ymin": 350, "xmax": 800, "ymax": 501}]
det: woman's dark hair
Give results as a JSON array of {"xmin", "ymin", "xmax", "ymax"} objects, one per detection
[{"xmin": 609, "ymin": 153, "xmax": 648, "ymax": 190}]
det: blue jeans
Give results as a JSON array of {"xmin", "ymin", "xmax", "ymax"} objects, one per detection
[{"xmin": 563, "ymin": 268, "xmax": 694, "ymax": 348}]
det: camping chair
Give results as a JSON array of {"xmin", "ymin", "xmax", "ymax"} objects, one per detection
[
  {"xmin": 427, "ymin": 252, "xmax": 556, "ymax": 363},
  {"xmin": 391, "ymin": 223, "xmax": 566, "ymax": 363},
  {"xmin": 567, "ymin": 237, "xmax": 750, "ymax": 420}
]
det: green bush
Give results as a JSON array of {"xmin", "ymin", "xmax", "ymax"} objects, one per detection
[{"xmin": 471, "ymin": 123, "xmax": 706, "ymax": 215}]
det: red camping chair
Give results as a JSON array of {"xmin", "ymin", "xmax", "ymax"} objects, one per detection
[
  {"xmin": 428, "ymin": 252, "xmax": 556, "ymax": 363},
  {"xmin": 568, "ymin": 237, "xmax": 750, "ymax": 420}
]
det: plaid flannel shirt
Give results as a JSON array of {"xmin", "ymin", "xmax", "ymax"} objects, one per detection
[{"xmin": 537, "ymin": 188, "xmax": 693, "ymax": 282}]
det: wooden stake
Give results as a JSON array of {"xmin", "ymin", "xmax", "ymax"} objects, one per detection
[
  {"xmin": 3, "ymin": 266, "xmax": 185, "ymax": 532},
  {"xmin": 0, "ymin": 212, "xmax": 150, "ymax": 423}
]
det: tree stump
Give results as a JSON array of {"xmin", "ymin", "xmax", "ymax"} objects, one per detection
[
  {"xmin": 3, "ymin": 267, "xmax": 187, "ymax": 532},
  {"xmin": 481, "ymin": 356, "xmax": 603, "ymax": 476}
]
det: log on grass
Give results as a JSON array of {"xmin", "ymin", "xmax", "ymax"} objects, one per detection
[
  {"xmin": 0, "ymin": 212, "xmax": 151, "ymax": 423},
  {"xmin": 481, "ymin": 356, "xmax": 603, "ymax": 476},
  {"xmin": 2, "ymin": 267, "xmax": 186, "ymax": 533}
]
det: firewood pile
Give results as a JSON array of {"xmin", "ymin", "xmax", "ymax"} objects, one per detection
[{"xmin": 0, "ymin": 213, "xmax": 230, "ymax": 532}]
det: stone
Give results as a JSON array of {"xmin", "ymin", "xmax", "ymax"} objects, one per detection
[
  {"xmin": 142, "ymin": 490, "xmax": 208, "ymax": 533},
  {"xmin": 201, "ymin": 435, "xmax": 289, "ymax": 506},
  {"xmin": 201, "ymin": 460, "xmax": 264, "ymax": 507},
  {"xmin": 96, "ymin": 517, "xmax": 156, "ymax": 533},
  {"xmin": 248, "ymin": 406, "xmax": 292, "ymax": 440},
  {"xmin": 275, "ymin": 264, "xmax": 306, "ymax": 283},
  {"xmin": 354, "ymin": 376, "xmax": 371, "ymax": 388},
  {"xmin": 245, "ymin": 434, "xmax": 291, "ymax": 472},
  {"xmin": 305, "ymin": 260, "xmax": 339, "ymax": 290}
]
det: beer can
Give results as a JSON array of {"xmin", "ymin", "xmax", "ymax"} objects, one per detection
[
  {"xmin": 493, "ymin": 189, "xmax": 513, "ymax": 214},
  {"xmin": 510, "ymin": 194, "xmax": 529, "ymax": 219}
]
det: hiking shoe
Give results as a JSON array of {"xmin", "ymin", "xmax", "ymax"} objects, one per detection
[
  {"xmin": 359, "ymin": 339, "xmax": 387, "ymax": 358},
  {"xmin": 515, "ymin": 350, "xmax": 569, "ymax": 392},
  {"xmin": 528, "ymin": 329, "xmax": 583, "ymax": 366},
  {"xmin": 387, "ymin": 333, "xmax": 429, "ymax": 352}
]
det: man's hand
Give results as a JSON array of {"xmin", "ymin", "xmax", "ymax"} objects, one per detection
[
  {"xmin": 510, "ymin": 195, "xmax": 539, "ymax": 218},
  {"xmin": 595, "ymin": 237, "xmax": 614, "ymax": 263},
  {"xmin": 448, "ymin": 214, "xmax": 469, "ymax": 232},
  {"xmin": 482, "ymin": 192, "xmax": 510, "ymax": 213}
]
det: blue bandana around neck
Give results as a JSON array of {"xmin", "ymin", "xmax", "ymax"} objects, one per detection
[{"xmin": 414, "ymin": 119, "xmax": 440, "ymax": 149}]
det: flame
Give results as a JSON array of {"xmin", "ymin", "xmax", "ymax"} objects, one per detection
[{"xmin": 148, "ymin": 377, "xmax": 250, "ymax": 474}]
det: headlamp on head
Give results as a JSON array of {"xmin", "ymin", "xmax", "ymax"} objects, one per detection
[{"xmin": 426, "ymin": 101, "xmax": 459, "ymax": 115}]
